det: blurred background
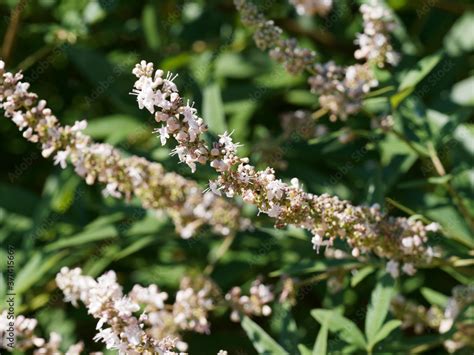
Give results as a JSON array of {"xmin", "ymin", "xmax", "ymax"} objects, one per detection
[{"xmin": 0, "ymin": 0, "xmax": 473, "ymax": 353}]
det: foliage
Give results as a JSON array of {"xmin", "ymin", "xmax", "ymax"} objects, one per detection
[{"xmin": 0, "ymin": 0, "xmax": 473, "ymax": 354}]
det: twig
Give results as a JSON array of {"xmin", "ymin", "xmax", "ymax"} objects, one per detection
[
  {"xmin": 427, "ymin": 142, "xmax": 474, "ymax": 232},
  {"xmin": 1, "ymin": 0, "xmax": 28, "ymax": 64}
]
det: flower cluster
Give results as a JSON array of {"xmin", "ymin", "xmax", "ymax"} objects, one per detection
[
  {"xmin": 355, "ymin": 0, "xmax": 400, "ymax": 67},
  {"xmin": 391, "ymin": 285, "xmax": 474, "ymax": 353},
  {"xmin": 289, "ymin": 0, "xmax": 333, "ymax": 16},
  {"xmin": 390, "ymin": 295, "xmax": 443, "ymax": 334},
  {"xmin": 0, "ymin": 311, "xmax": 84, "ymax": 354},
  {"xmin": 235, "ymin": 0, "xmax": 316, "ymax": 75},
  {"xmin": 225, "ymin": 279, "xmax": 274, "ymax": 322},
  {"xmin": 132, "ymin": 61, "xmax": 440, "ymax": 270},
  {"xmin": 56, "ymin": 267, "xmax": 274, "ymax": 353},
  {"xmin": 309, "ymin": 62, "xmax": 378, "ymax": 121},
  {"xmin": 0, "ymin": 60, "xmax": 248, "ymax": 239},
  {"xmin": 234, "ymin": 0, "xmax": 399, "ymax": 120},
  {"xmin": 56, "ymin": 267, "xmax": 180, "ymax": 354}
]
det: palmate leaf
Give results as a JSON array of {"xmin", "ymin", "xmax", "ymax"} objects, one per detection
[
  {"xmin": 241, "ymin": 316, "xmax": 287, "ymax": 354},
  {"xmin": 364, "ymin": 274, "xmax": 395, "ymax": 345}
]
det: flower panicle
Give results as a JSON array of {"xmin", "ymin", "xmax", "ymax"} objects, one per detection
[
  {"xmin": 132, "ymin": 60, "xmax": 440, "ymax": 271},
  {"xmin": 55, "ymin": 267, "xmax": 274, "ymax": 354},
  {"xmin": 0, "ymin": 60, "xmax": 248, "ymax": 240},
  {"xmin": 234, "ymin": 0, "xmax": 399, "ymax": 121}
]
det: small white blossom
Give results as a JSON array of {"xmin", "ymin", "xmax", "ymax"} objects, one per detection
[{"xmin": 386, "ymin": 260, "xmax": 399, "ymax": 278}]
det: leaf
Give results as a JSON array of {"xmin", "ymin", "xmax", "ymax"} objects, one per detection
[
  {"xmin": 399, "ymin": 53, "xmax": 443, "ymax": 92},
  {"xmin": 83, "ymin": 0, "xmax": 106, "ymax": 24},
  {"xmin": 85, "ymin": 115, "xmax": 145, "ymax": 144},
  {"xmin": 451, "ymin": 77, "xmax": 474, "ymax": 106},
  {"xmin": 45, "ymin": 224, "xmax": 118, "ymax": 251},
  {"xmin": 298, "ymin": 344, "xmax": 312, "ymax": 355},
  {"xmin": 370, "ymin": 320, "xmax": 401, "ymax": 348},
  {"xmin": 202, "ymin": 82, "xmax": 226, "ymax": 134},
  {"xmin": 271, "ymin": 302, "xmax": 299, "ymax": 354},
  {"xmin": 421, "ymin": 288, "xmax": 449, "ymax": 307},
  {"xmin": 142, "ymin": 4, "xmax": 160, "ymax": 50},
  {"xmin": 391, "ymin": 52, "xmax": 443, "ymax": 108},
  {"xmin": 15, "ymin": 251, "xmax": 67, "ymax": 295},
  {"xmin": 444, "ymin": 11, "xmax": 474, "ymax": 56},
  {"xmin": 351, "ymin": 266, "xmax": 375, "ymax": 287},
  {"xmin": 313, "ymin": 315, "xmax": 329, "ymax": 355},
  {"xmin": 365, "ymin": 274, "xmax": 395, "ymax": 344},
  {"xmin": 311, "ymin": 309, "xmax": 366, "ymax": 349},
  {"xmin": 215, "ymin": 53, "xmax": 257, "ymax": 79},
  {"xmin": 270, "ymin": 259, "xmax": 358, "ymax": 277},
  {"xmin": 241, "ymin": 316, "xmax": 287, "ymax": 354}
]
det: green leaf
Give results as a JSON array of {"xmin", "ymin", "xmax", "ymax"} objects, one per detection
[
  {"xmin": 370, "ymin": 320, "xmax": 401, "ymax": 348},
  {"xmin": 399, "ymin": 53, "xmax": 443, "ymax": 92},
  {"xmin": 241, "ymin": 316, "xmax": 287, "ymax": 354},
  {"xmin": 298, "ymin": 344, "xmax": 312, "ymax": 355},
  {"xmin": 451, "ymin": 77, "xmax": 474, "ymax": 106},
  {"xmin": 271, "ymin": 302, "xmax": 299, "ymax": 354},
  {"xmin": 351, "ymin": 266, "xmax": 375, "ymax": 287},
  {"xmin": 85, "ymin": 115, "xmax": 144, "ymax": 144},
  {"xmin": 421, "ymin": 288, "xmax": 449, "ymax": 307},
  {"xmin": 15, "ymin": 251, "xmax": 67, "ymax": 295},
  {"xmin": 202, "ymin": 82, "xmax": 226, "ymax": 134},
  {"xmin": 142, "ymin": 4, "xmax": 160, "ymax": 50},
  {"xmin": 45, "ymin": 225, "xmax": 118, "ymax": 251},
  {"xmin": 365, "ymin": 274, "xmax": 395, "ymax": 344},
  {"xmin": 444, "ymin": 12, "xmax": 474, "ymax": 56},
  {"xmin": 391, "ymin": 52, "xmax": 443, "ymax": 108},
  {"xmin": 215, "ymin": 53, "xmax": 256, "ymax": 79},
  {"xmin": 311, "ymin": 309, "xmax": 366, "ymax": 349},
  {"xmin": 313, "ymin": 315, "xmax": 329, "ymax": 355}
]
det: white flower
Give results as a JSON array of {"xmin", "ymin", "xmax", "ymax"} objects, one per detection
[
  {"xmin": 266, "ymin": 204, "xmax": 282, "ymax": 218},
  {"xmin": 157, "ymin": 125, "xmax": 169, "ymax": 146},
  {"xmin": 208, "ymin": 180, "xmax": 222, "ymax": 196},
  {"xmin": 386, "ymin": 260, "xmax": 399, "ymax": 278},
  {"xmin": 266, "ymin": 179, "xmax": 285, "ymax": 200},
  {"xmin": 439, "ymin": 318, "xmax": 453, "ymax": 333},
  {"xmin": 94, "ymin": 328, "xmax": 120, "ymax": 349},
  {"xmin": 218, "ymin": 131, "xmax": 240, "ymax": 151},
  {"xmin": 122, "ymin": 324, "xmax": 142, "ymax": 346},
  {"xmin": 401, "ymin": 237, "xmax": 413, "ymax": 249},
  {"xmin": 102, "ymin": 182, "xmax": 122, "ymax": 198},
  {"xmin": 311, "ymin": 233, "xmax": 323, "ymax": 253},
  {"xmin": 12, "ymin": 111, "xmax": 26, "ymax": 129},
  {"xmin": 134, "ymin": 78, "xmax": 158, "ymax": 114},
  {"xmin": 402, "ymin": 263, "xmax": 416, "ymax": 275},
  {"xmin": 426, "ymin": 222, "xmax": 440, "ymax": 232},
  {"xmin": 114, "ymin": 297, "xmax": 139, "ymax": 317},
  {"xmin": 53, "ymin": 149, "xmax": 70, "ymax": 169},
  {"xmin": 127, "ymin": 167, "xmax": 143, "ymax": 185},
  {"xmin": 71, "ymin": 120, "xmax": 87, "ymax": 132}
]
